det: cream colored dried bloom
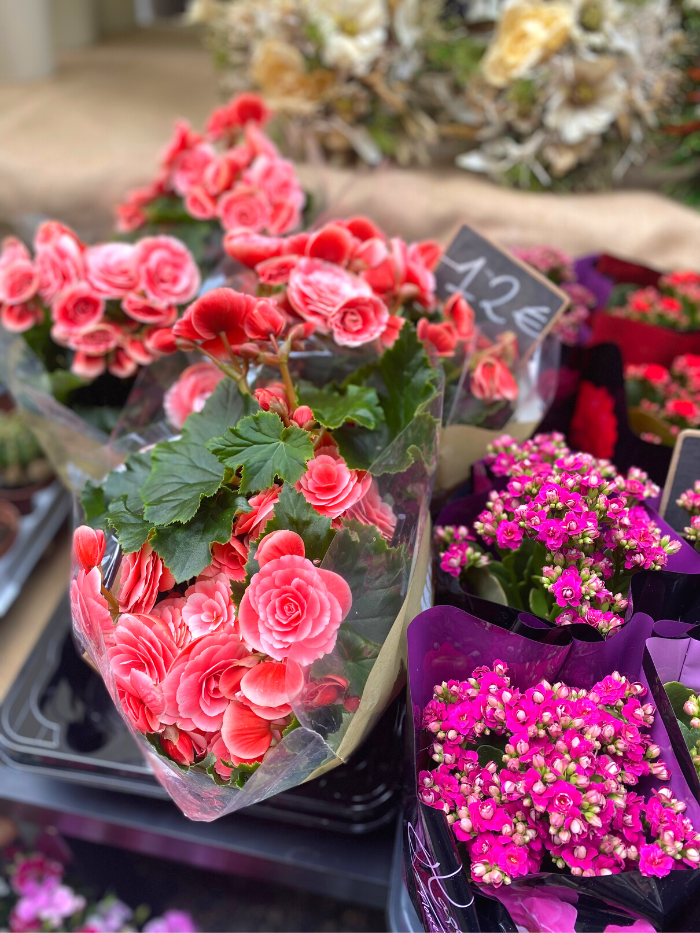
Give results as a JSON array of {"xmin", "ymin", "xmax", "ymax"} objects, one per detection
[
  {"xmin": 306, "ymin": 0, "xmax": 389, "ymax": 76},
  {"xmin": 481, "ymin": 0, "xmax": 574, "ymax": 88},
  {"xmin": 544, "ymin": 57, "xmax": 626, "ymax": 146},
  {"xmin": 251, "ymin": 38, "xmax": 336, "ymax": 112}
]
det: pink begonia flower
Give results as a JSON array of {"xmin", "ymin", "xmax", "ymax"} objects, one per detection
[
  {"xmin": 150, "ymin": 596, "xmax": 191, "ymax": 651},
  {"xmin": 297, "ymin": 454, "xmax": 371, "ymax": 519},
  {"xmin": 344, "ymin": 479, "xmax": 397, "ymax": 541},
  {"xmin": 71, "ymin": 568, "xmax": 114, "ymax": 649},
  {"xmin": 117, "ymin": 543, "xmax": 175, "ymax": 615},
  {"xmin": 182, "ymin": 572, "xmax": 236, "ymax": 637},
  {"xmin": 84, "ymin": 242, "xmax": 138, "ymax": 298},
  {"xmin": 234, "ymin": 486, "xmax": 279, "ymax": 541},
  {"xmin": 238, "ymin": 531, "xmax": 352, "ymax": 665},
  {"xmin": 163, "ymin": 362, "xmax": 225, "ymax": 430},
  {"xmin": 134, "ymin": 235, "xmax": 200, "ymax": 306},
  {"xmin": 161, "ymin": 630, "xmax": 250, "ymax": 732},
  {"xmin": 287, "ymin": 257, "xmax": 373, "ymax": 332},
  {"xmin": 221, "ymin": 700, "xmax": 274, "ymax": 760},
  {"xmin": 73, "ymin": 525, "xmax": 106, "ymax": 572}
]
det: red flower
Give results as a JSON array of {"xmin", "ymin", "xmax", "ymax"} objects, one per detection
[
  {"xmin": 379, "ymin": 314, "xmax": 405, "ymax": 349},
  {"xmin": 640, "ymin": 364, "xmax": 670, "ymax": 385},
  {"xmin": 108, "ymin": 347, "xmax": 138, "ymax": 379},
  {"xmin": 417, "ymin": 318, "xmax": 458, "ymax": 357},
  {"xmin": 255, "ymin": 254, "xmax": 299, "ymax": 285},
  {"xmin": 342, "ymin": 216, "xmax": 385, "ymax": 241},
  {"xmin": 146, "ymin": 327, "xmax": 178, "ymax": 355},
  {"xmin": 665, "ymin": 398, "xmax": 699, "ymax": 421},
  {"xmin": 302, "ymin": 674, "xmax": 349, "ymax": 708},
  {"xmin": 329, "ymin": 294, "xmax": 389, "ymax": 347},
  {"xmin": 207, "ymin": 535, "xmax": 249, "ymax": 581},
  {"xmin": 71, "ymin": 567, "xmax": 114, "ymax": 650},
  {"xmin": 184, "ymin": 187, "xmax": 218, "ymax": 220},
  {"xmin": 443, "ymin": 293, "xmax": 475, "ymax": 341},
  {"xmin": 234, "ymin": 486, "xmax": 279, "ymax": 541},
  {"xmin": 221, "ymin": 701, "xmax": 275, "ymax": 760},
  {"xmin": 172, "ymin": 142, "xmax": 215, "ymax": 197},
  {"xmin": 73, "ymin": 525, "xmax": 106, "ymax": 571},
  {"xmin": 306, "ymin": 224, "xmax": 354, "ymax": 265},
  {"xmin": 71, "ymin": 352, "xmax": 107, "ymax": 380},
  {"xmin": 471, "ymin": 357, "xmax": 518, "ymax": 402},
  {"xmin": 244, "ymin": 297, "xmax": 286, "ymax": 339},
  {"xmin": 121, "ymin": 293, "xmax": 177, "ymax": 326},
  {"xmin": 224, "ymin": 232, "xmax": 282, "ymax": 267},
  {"xmin": 188, "ymin": 287, "xmax": 256, "ymax": 344},
  {"xmin": 206, "ymin": 93, "xmax": 271, "ymax": 140},
  {"xmin": 69, "ymin": 323, "xmax": 121, "ymax": 356},
  {"xmin": 344, "ymin": 478, "xmax": 397, "ymax": 541},
  {"xmin": 569, "ymin": 380, "xmax": 619, "ymax": 460},
  {"xmin": 34, "ymin": 221, "xmax": 84, "ymax": 303}
]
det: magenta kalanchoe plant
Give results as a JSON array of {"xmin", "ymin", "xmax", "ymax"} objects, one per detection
[
  {"xmin": 419, "ymin": 661, "xmax": 700, "ymax": 887},
  {"xmin": 435, "ymin": 432, "xmax": 681, "ymax": 635}
]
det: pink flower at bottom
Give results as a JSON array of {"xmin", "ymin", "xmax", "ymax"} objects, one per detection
[
  {"xmin": 495, "ymin": 889, "xmax": 578, "ymax": 933},
  {"xmin": 71, "ymin": 568, "xmax": 114, "ymax": 649},
  {"xmin": 604, "ymin": 922, "xmax": 657, "ymax": 933},
  {"xmin": 143, "ymin": 911, "xmax": 198, "ymax": 933},
  {"xmin": 238, "ymin": 532, "xmax": 352, "ymax": 665}
]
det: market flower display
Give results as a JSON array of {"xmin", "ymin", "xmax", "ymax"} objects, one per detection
[
  {"xmin": 678, "ymin": 480, "xmax": 700, "ymax": 552},
  {"xmin": 0, "ymin": 226, "xmax": 199, "ymax": 380},
  {"xmin": 435, "ymin": 432, "xmax": 681, "ymax": 635},
  {"xmin": 115, "ymin": 92, "xmax": 305, "ymax": 242},
  {"xmin": 72, "ymin": 281, "xmax": 441, "ymax": 803},
  {"xmin": 190, "ymin": 0, "xmax": 683, "ymax": 190},
  {"xmin": 3, "ymin": 847, "xmax": 197, "ymax": 933},
  {"xmin": 419, "ymin": 661, "xmax": 700, "ymax": 886},
  {"xmin": 611, "ymin": 271, "xmax": 700, "ymax": 331},
  {"xmin": 625, "ymin": 353, "xmax": 700, "ymax": 442}
]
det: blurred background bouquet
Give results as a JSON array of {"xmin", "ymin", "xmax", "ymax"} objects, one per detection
[{"xmin": 189, "ymin": 0, "xmax": 693, "ymax": 192}]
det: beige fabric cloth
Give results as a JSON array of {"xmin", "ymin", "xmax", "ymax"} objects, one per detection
[{"xmin": 0, "ymin": 26, "xmax": 699, "ymax": 266}]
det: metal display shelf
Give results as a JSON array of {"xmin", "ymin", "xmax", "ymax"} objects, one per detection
[{"xmin": 0, "ymin": 764, "xmax": 394, "ymax": 908}]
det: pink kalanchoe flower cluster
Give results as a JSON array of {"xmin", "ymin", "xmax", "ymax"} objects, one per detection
[
  {"xmin": 434, "ymin": 525, "xmax": 491, "ymax": 578},
  {"xmin": 678, "ymin": 480, "xmax": 700, "ymax": 552},
  {"xmin": 419, "ymin": 662, "xmax": 700, "ymax": 888},
  {"xmin": 0, "ymin": 223, "xmax": 200, "ymax": 380},
  {"xmin": 115, "ymin": 93, "xmax": 305, "ymax": 238},
  {"xmin": 435, "ymin": 433, "xmax": 680, "ymax": 635}
]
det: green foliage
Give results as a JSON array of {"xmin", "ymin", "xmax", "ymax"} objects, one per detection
[
  {"xmin": 425, "ymin": 35, "xmax": 485, "ymax": 85},
  {"xmin": 208, "ymin": 410, "xmax": 314, "ymax": 495},
  {"xmin": 48, "ymin": 370, "xmax": 87, "ymax": 405},
  {"xmin": 297, "ymin": 381, "xmax": 384, "ymax": 430},
  {"xmin": 81, "ymin": 480, "xmax": 106, "ymax": 528},
  {"xmin": 333, "ymin": 623, "xmax": 381, "ymax": 698},
  {"xmin": 463, "ymin": 566, "xmax": 508, "ymax": 606},
  {"xmin": 477, "ymin": 743, "xmax": 507, "ymax": 769},
  {"xmin": 529, "ymin": 587, "xmax": 550, "ymax": 620},
  {"xmin": 335, "ymin": 326, "xmax": 439, "ymax": 471},
  {"xmin": 142, "ymin": 381, "xmax": 257, "ymax": 525},
  {"xmin": 106, "ymin": 497, "xmax": 153, "ymax": 553},
  {"xmin": 264, "ymin": 484, "xmax": 335, "ymax": 563},
  {"xmin": 150, "ymin": 488, "xmax": 240, "ymax": 583},
  {"xmin": 664, "ymin": 681, "xmax": 696, "ymax": 728},
  {"xmin": 326, "ymin": 519, "xmax": 409, "ymax": 643}
]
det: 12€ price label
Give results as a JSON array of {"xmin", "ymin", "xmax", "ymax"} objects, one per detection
[{"xmin": 435, "ymin": 225, "xmax": 569, "ymax": 357}]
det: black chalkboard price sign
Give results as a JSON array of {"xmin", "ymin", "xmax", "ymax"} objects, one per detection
[
  {"xmin": 659, "ymin": 429, "xmax": 700, "ymax": 533},
  {"xmin": 435, "ymin": 225, "xmax": 569, "ymax": 357}
]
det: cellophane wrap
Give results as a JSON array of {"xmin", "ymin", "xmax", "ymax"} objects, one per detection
[
  {"xmin": 0, "ymin": 329, "xmax": 119, "ymax": 492},
  {"xmin": 72, "ymin": 347, "xmax": 443, "ymax": 820},
  {"xmin": 435, "ymin": 335, "xmax": 561, "ymax": 495},
  {"xmin": 403, "ymin": 605, "xmax": 700, "ymax": 932}
]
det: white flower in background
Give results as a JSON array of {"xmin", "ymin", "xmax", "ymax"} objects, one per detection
[
  {"xmin": 306, "ymin": 0, "xmax": 389, "ymax": 76},
  {"xmin": 542, "ymin": 135, "xmax": 601, "ymax": 175},
  {"xmin": 393, "ymin": 0, "xmax": 421, "ymax": 48},
  {"xmin": 184, "ymin": 0, "xmax": 224, "ymax": 23},
  {"xmin": 544, "ymin": 56, "xmax": 626, "ymax": 145},
  {"xmin": 570, "ymin": 0, "xmax": 624, "ymax": 51},
  {"xmin": 457, "ymin": 131, "xmax": 552, "ymax": 185}
]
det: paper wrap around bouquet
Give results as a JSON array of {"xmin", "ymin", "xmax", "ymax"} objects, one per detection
[
  {"xmin": 71, "ymin": 347, "xmax": 443, "ymax": 820},
  {"xmin": 403, "ymin": 606, "xmax": 700, "ymax": 933}
]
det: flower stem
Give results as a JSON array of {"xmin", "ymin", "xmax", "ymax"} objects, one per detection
[{"xmin": 278, "ymin": 359, "xmax": 297, "ymax": 413}]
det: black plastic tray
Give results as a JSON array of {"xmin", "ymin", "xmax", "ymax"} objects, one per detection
[{"xmin": 0, "ymin": 594, "xmax": 403, "ymax": 833}]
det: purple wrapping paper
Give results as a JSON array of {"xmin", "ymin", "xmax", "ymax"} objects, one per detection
[
  {"xmin": 654, "ymin": 620, "xmax": 699, "ymax": 638},
  {"xmin": 648, "ymin": 506, "xmax": 700, "ymax": 574},
  {"xmin": 406, "ymin": 605, "xmax": 700, "ymax": 931},
  {"xmin": 574, "ymin": 255, "xmax": 614, "ymax": 311}
]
